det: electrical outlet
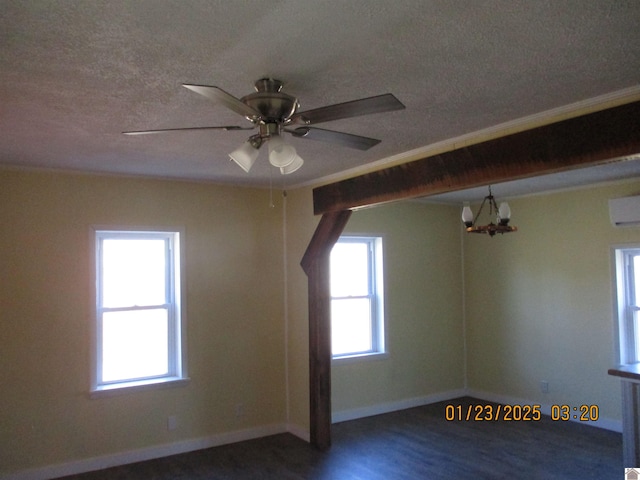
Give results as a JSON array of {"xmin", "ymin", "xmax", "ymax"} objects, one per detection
[
  {"xmin": 235, "ymin": 403, "xmax": 245, "ymax": 418},
  {"xmin": 540, "ymin": 381, "xmax": 549, "ymax": 394},
  {"xmin": 167, "ymin": 415, "xmax": 178, "ymax": 431}
]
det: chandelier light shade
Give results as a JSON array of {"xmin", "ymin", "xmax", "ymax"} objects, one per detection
[
  {"xmin": 228, "ymin": 140, "xmax": 260, "ymax": 172},
  {"xmin": 461, "ymin": 205, "xmax": 474, "ymax": 225},
  {"xmin": 498, "ymin": 201, "xmax": 511, "ymax": 222},
  {"xmin": 462, "ymin": 186, "xmax": 517, "ymax": 236}
]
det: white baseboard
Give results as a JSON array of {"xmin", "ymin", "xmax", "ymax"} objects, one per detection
[
  {"xmin": 331, "ymin": 389, "xmax": 467, "ymax": 424},
  {"xmin": 467, "ymin": 389, "xmax": 622, "ymax": 433},
  {"xmin": 3, "ymin": 423, "xmax": 287, "ymax": 480},
  {"xmin": 4, "ymin": 389, "xmax": 622, "ymax": 479}
]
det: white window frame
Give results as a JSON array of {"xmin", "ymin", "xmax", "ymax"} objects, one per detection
[
  {"xmin": 613, "ymin": 245, "xmax": 640, "ymax": 365},
  {"xmin": 330, "ymin": 235, "xmax": 385, "ymax": 361},
  {"xmin": 91, "ymin": 227, "xmax": 188, "ymax": 396}
]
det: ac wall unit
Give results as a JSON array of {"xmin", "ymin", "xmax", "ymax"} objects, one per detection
[{"xmin": 609, "ymin": 195, "xmax": 640, "ymax": 226}]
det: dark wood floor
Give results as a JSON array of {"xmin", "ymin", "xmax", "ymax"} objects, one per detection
[{"xmin": 58, "ymin": 397, "xmax": 622, "ymax": 479}]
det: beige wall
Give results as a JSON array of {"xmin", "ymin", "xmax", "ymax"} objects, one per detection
[
  {"xmin": 0, "ymin": 169, "xmax": 286, "ymax": 474},
  {"xmin": 332, "ymin": 202, "xmax": 465, "ymax": 413},
  {"xmin": 3, "ymin": 165, "xmax": 639, "ymax": 476},
  {"xmin": 465, "ymin": 180, "xmax": 640, "ymax": 423},
  {"xmin": 282, "ymin": 186, "xmax": 315, "ymax": 435},
  {"xmin": 284, "ymin": 194, "xmax": 466, "ymax": 428},
  {"xmin": 286, "ymin": 180, "xmax": 640, "ymax": 431}
]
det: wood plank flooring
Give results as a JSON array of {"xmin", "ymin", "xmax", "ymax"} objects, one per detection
[{"xmin": 57, "ymin": 397, "xmax": 622, "ymax": 479}]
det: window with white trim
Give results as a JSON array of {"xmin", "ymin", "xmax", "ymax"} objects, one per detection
[
  {"xmin": 614, "ymin": 246, "xmax": 640, "ymax": 365},
  {"xmin": 93, "ymin": 229, "xmax": 186, "ymax": 393},
  {"xmin": 330, "ymin": 236, "xmax": 384, "ymax": 359}
]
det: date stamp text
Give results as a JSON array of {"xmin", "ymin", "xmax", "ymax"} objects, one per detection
[{"xmin": 445, "ymin": 404, "xmax": 599, "ymax": 422}]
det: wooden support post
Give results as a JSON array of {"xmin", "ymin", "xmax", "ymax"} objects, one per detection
[{"xmin": 301, "ymin": 210, "xmax": 352, "ymax": 450}]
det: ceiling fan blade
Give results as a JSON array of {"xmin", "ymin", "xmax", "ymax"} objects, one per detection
[
  {"xmin": 123, "ymin": 126, "xmax": 253, "ymax": 135},
  {"xmin": 286, "ymin": 126, "xmax": 381, "ymax": 150},
  {"xmin": 291, "ymin": 93, "xmax": 405, "ymax": 125},
  {"xmin": 182, "ymin": 84, "xmax": 260, "ymax": 119}
]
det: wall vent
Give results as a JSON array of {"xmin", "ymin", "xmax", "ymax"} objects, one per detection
[{"xmin": 609, "ymin": 196, "xmax": 640, "ymax": 226}]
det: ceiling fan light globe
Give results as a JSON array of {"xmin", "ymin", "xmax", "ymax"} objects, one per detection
[
  {"xmin": 229, "ymin": 141, "xmax": 259, "ymax": 172},
  {"xmin": 268, "ymin": 136, "xmax": 296, "ymax": 168},
  {"xmin": 280, "ymin": 154, "xmax": 304, "ymax": 175}
]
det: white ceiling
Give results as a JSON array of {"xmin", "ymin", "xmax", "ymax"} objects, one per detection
[{"xmin": 2, "ymin": 1, "xmax": 640, "ymax": 202}]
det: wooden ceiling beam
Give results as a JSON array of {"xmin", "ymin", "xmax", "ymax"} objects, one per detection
[{"xmin": 312, "ymin": 100, "xmax": 640, "ymax": 215}]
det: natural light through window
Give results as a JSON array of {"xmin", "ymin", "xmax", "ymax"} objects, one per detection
[
  {"xmin": 614, "ymin": 246, "xmax": 640, "ymax": 365},
  {"xmin": 330, "ymin": 236, "xmax": 384, "ymax": 359},
  {"xmin": 93, "ymin": 230, "xmax": 186, "ymax": 393}
]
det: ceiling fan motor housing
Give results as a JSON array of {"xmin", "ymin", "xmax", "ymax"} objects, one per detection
[{"xmin": 241, "ymin": 78, "xmax": 299, "ymax": 124}]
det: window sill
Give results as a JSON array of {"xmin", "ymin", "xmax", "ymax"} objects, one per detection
[
  {"xmin": 608, "ymin": 364, "xmax": 640, "ymax": 383},
  {"xmin": 332, "ymin": 352, "xmax": 389, "ymax": 365},
  {"xmin": 90, "ymin": 376, "xmax": 190, "ymax": 399}
]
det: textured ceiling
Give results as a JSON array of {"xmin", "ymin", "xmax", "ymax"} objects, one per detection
[{"xmin": 1, "ymin": 0, "xmax": 640, "ymax": 200}]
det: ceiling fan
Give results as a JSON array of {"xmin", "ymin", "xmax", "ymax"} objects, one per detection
[{"xmin": 123, "ymin": 78, "xmax": 405, "ymax": 175}]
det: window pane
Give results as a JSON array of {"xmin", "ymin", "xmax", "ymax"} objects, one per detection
[
  {"xmin": 102, "ymin": 309, "xmax": 169, "ymax": 382},
  {"xmin": 332, "ymin": 298, "xmax": 372, "ymax": 355},
  {"xmin": 634, "ymin": 255, "xmax": 640, "ymax": 306},
  {"xmin": 635, "ymin": 310, "xmax": 640, "ymax": 357},
  {"xmin": 102, "ymin": 239, "xmax": 166, "ymax": 307},
  {"xmin": 330, "ymin": 242, "xmax": 369, "ymax": 297}
]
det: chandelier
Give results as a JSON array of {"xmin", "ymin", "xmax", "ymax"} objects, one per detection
[{"xmin": 461, "ymin": 186, "xmax": 517, "ymax": 236}]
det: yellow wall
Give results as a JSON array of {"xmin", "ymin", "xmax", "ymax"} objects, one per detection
[
  {"xmin": 282, "ymin": 186, "xmax": 315, "ymax": 435},
  {"xmin": 0, "ymin": 169, "xmax": 286, "ymax": 474},
  {"xmin": 332, "ymin": 202, "xmax": 465, "ymax": 413},
  {"xmin": 285, "ymin": 180, "xmax": 640, "ymax": 431},
  {"xmin": 3, "ymin": 165, "xmax": 639, "ymax": 476},
  {"xmin": 465, "ymin": 180, "xmax": 640, "ymax": 422},
  {"xmin": 283, "ymin": 192, "xmax": 465, "ymax": 430}
]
